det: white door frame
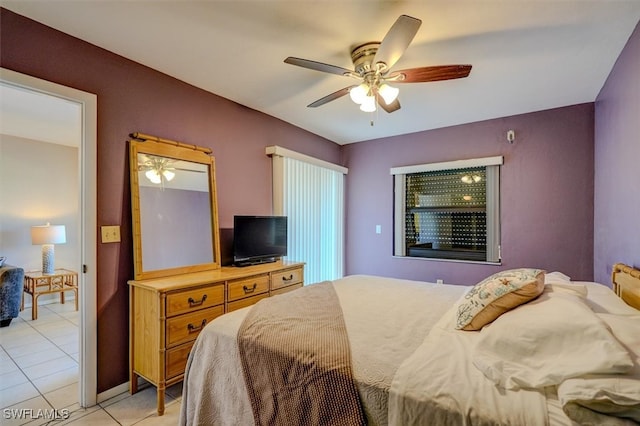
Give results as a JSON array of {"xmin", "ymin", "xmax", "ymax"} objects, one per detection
[{"xmin": 0, "ymin": 67, "xmax": 98, "ymax": 407}]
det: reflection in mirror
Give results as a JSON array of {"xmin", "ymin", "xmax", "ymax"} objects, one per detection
[
  {"xmin": 137, "ymin": 153, "xmax": 213, "ymax": 271},
  {"xmin": 129, "ymin": 133, "xmax": 221, "ymax": 280}
]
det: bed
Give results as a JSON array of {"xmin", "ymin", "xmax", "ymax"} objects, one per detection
[{"xmin": 179, "ymin": 264, "xmax": 640, "ymax": 425}]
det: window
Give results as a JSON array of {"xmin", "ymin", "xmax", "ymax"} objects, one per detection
[
  {"xmin": 392, "ymin": 156, "xmax": 502, "ymax": 263},
  {"xmin": 267, "ymin": 146, "xmax": 347, "ymax": 283}
]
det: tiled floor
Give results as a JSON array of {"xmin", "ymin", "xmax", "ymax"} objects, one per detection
[{"xmin": 0, "ymin": 302, "xmax": 181, "ymax": 425}]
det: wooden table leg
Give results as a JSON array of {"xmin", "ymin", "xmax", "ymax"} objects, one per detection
[{"xmin": 32, "ymin": 294, "xmax": 38, "ymax": 320}]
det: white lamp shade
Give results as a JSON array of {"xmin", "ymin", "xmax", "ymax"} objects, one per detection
[
  {"xmin": 145, "ymin": 169, "xmax": 162, "ymax": 184},
  {"xmin": 359, "ymin": 95, "xmax": 377, "ymax": 112},
  {"xmin": 378, "ymin": 83, "xmax": 399, "ymax": 105},
  {"xmin": 162, "ymin": 170, "xmax": 175, "ymax": 181},
  {"xmin": 31, "ymin": 224, "xmax": 66, "ymax": 245},
  {"xmin": 349, "ymin": 84, "xmax": 369, "ymax": 105}
]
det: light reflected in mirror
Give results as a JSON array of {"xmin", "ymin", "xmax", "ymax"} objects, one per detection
[{"xmin": 137, "ymin": 153, "xmax": 214, "ymax": 271}]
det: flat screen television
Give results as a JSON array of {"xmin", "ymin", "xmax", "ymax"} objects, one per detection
[{"xmin": 233, "ymin": 215, "xmax": 287, "ymax": 267}]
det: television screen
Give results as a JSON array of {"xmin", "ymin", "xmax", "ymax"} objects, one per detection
[{"xmin": 233, "ymin": 216, "xmax": 287, "ymax": 266}]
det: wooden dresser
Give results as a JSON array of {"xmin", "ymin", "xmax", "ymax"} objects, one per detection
[{"xmin": 128, "ymin": 260, "xmax": 304, "ymax": 415}]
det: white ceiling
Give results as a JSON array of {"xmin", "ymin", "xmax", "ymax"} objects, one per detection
[
  {"xmin": 2, "ymin": 1, "xmax": 640, "ymax": 145},
  {"xmin": 0, "ymin": 82, "xmax": 81, "ymax": 147}
]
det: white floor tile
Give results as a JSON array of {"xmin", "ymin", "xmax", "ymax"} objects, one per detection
[
  {"xmin": 0, "ymin": 357, "xmax": 20, "ymax": 375},
  {"xmin": 4, "ymin": 340, "xmax": 56, "ymax": 358},
  {"xmin": 102, "ymin": 386, "xmax": 173, "ymax": 426},
  {"xmin": 22, "ymin": 355, "xmax": 78, "ymax": 381},
  {"xmin": 57, "ymin": 341, "xmax": 79, "ymax": 356},
  {"xmin": 49, "ymin": 404, "xmax": 101, "ymax": 426},
  {"xmin": 0, "ymin": 395, "xmax": 54, "ymax": 426},
  {"xmin": 0, "ymin": 320, "xmax": 30, "ymax": 335},
  {"xmin": 0, "ymin": 299, "xmax": 85, "ymax": 416},
  {"xmin": 32, "ymin": 321, "xmax": 76, "ymax": 335},
  {"xmin": 63, "ymin": 407, "xmax": 120, "ymax": 425},
  {"xmin": 43, "ymin": 382, "xmax": 79, "ymax": 410},
  {"xmin": 0, "ymin": 382, "xmax": 39, "ymax": 409},
  {"xmin": 0, "ymin": 370, "xmax": 29, "ymax": 391},
  {"xmin": 12, "ymin": 347, "xmax": 68, "ymax": 369},
  {"xmin": 0, "ymin": 328, "xmax": 41, "ymax": 346},
  {"xmin": 49, "ymin": 332, "xmax": 78, "ymax": 348},
  {"xmin": 31, "ymin": 365, "xmax": 78, "ymax": 394},
  {"xmin": 131, "ymin": 398, "xmax": 181, "ymax": 426}
]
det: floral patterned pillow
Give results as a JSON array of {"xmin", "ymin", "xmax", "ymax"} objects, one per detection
[{"xmin": 456, "ymin": 268, "xmax": 546, "ymax": 331}]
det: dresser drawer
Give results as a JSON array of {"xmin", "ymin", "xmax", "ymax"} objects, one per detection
[
  {"xmin": 166, "ymin": 341, "xmax": 194, "ymax": 379},
  {"xmin": 166, "ymin": 284, "xmax": 224, "ymax": 317},
  {"xmin": 227, "ymin": 275, "xmax": 269, "ymax": 302},
  {"xmin": 271, "ymin": 282, "xmax": 303, "ymax": 296},
  {"xmin": 271, "ymin": 267, "xmax": 303, "ymax": 290},
  {"xmin": 227, "ymin": 293, "xmax": 269, "ymax": 312},
  {"xmin": 166, "ymin": 305, "xmax": 224, "ymax": 347}
]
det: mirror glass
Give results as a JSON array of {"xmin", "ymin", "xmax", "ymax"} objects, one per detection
[{"xmin": 130, "ymin": 136, "xmax": 220, "ymax": 280}]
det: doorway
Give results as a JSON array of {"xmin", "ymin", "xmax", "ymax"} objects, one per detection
[{"xmin": 0, "ymin": 67, "xmax": 97, "ymax": 408}]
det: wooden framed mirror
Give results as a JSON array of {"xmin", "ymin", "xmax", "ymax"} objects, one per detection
[{"xmin": 129, "ymin": 133, "xmax": 221, "ymax": 280}]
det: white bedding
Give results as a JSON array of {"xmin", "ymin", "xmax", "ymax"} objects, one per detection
[{"xmin": 180, "ymin": 274, "xmax": 640, "ymax": 426}]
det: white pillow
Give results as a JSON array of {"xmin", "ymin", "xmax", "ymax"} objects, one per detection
[
  {"xmin": 558, "ymin": 313, "xmax": 640, "ymax": 424},
  {"xmin": 583, "ymin": 282, "xmax": 640, "ymax": 316},
  {"xmin": 472, "ymin": 291, "xmax": 633, "ymax": 390}
]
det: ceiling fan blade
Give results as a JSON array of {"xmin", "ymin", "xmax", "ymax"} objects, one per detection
[
  {"xmin": 378, "ymin": 97, "xmax": 401, "ymax": 113},
  {"xmin": 284, "ymin": 57, "xmax": 353, "ymax": 76},
  {"xmin": 392, "ymin": 65, "xmax": 472, "ymax": 83},
  {"xmin": 308, "ymin": 86, "xmax": 355, "ymax": 108},
  {"xmin": 373, "ymin": 15, "xmax": 422, "ymax": 70}
]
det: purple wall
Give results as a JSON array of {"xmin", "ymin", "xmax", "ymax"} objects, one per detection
[
  {"xmin": 594, "ymin": 21, "xmax": 640, "ymax": 285},
  {"xmin": 343, "ymin": 104, "xmax": 595, "ymax": 285},
  {"xmin": 1, "ymin": 8, "xmax": 341, "ymax": 392}
]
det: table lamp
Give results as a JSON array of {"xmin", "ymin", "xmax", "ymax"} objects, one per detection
[{"xmin": 31, "ymin": 223, "xmax": 66, "ymax": 274}]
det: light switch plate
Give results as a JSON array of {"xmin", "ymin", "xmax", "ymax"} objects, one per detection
[{"xmin": 101, "ymin": 225, "xmax": 121, "ymax": 243}]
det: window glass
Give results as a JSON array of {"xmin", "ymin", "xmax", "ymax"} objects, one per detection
[{"xmin": 393, "ymin": 158, "xmax": 501, "ymax": 263}]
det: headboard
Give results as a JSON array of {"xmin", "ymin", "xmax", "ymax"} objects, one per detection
[{"xmin": 611, "ymin": 263, "xmax": 640, "ymax": 310}]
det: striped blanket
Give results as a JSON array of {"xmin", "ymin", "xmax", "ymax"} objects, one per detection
[{"xmin": 238, "ymin": 281, "xmax": 365, "ymax": 426}]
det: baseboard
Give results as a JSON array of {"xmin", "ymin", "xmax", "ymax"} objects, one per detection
[
  {"xmin": 97, "ymin": 382, "xmax": 129, "ymax": 403},
  {"xmin": 96, "ymin": 378, "xmax": 150, "ymax": 404}
]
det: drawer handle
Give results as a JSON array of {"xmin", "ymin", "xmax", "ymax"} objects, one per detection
[
  {"xmin": 243, "ymin": 283, "xmax": 258, "ymax": 294},
  {"xmin": 187, "ymin": 319, "xmax": 207, "ymax": 332},
  {"xmin": 188, "ymin": 294, "xmax": 208, "ymax": 307},
  {"xmin": 282, "ymin": 274, "xmax": 294, "ymax": 282}
]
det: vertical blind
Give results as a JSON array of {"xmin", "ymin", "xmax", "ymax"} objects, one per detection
[{"xmin": 268, "ymin": 147, "xmax": 347, "ymax": 284}]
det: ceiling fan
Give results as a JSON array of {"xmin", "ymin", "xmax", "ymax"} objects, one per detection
[{"xmin": 284, "ymin": 15, "xmax": 472, "ymax": 113}]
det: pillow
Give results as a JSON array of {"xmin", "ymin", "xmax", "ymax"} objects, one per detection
[
  {"xmin": 472, "ymin": 291, "xmax": 633, "ymax": 390},
  {"xmin": 455, "ymin": 268, "xmax": 545, "ymax": 330},
  {"xmin": 557, "ymin": 313, "xmax": 640, "ymax": 424}
]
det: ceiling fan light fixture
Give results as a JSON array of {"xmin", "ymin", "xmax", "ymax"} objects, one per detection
[
  {"xmin": 378, "ymin": 83, "xmax": 399, "ymax": 105},
  {"xmin": 163, "ymin": 170, "xmax": 175, "ymax": 181},
  {"xmin": 145, "ymin": 169, "xmax": 162, "ymax": 184},
  {"xmin": 349, "ymin": 83, "xmax": 369, "ymax": 104},
  {"xmin": 359, "ymin": 95, "xmax": 377, "ymax": 112}
]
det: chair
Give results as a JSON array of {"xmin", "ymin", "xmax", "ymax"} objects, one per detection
[{"xmin": 0, "ymin": 265, "xmax": 25, "ymax": 327}]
